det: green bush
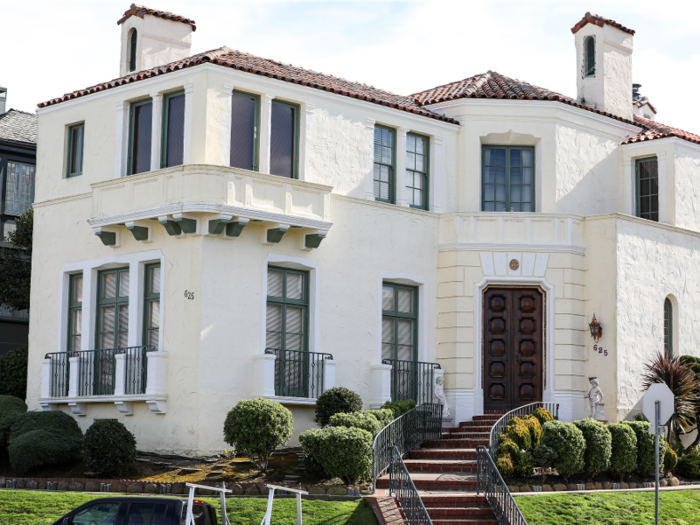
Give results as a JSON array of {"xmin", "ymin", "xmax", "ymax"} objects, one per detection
[
  {"xmin": 316, "ymin": 427, "xmax": 373, "ymax": 483},
  {"xmin": 622, "ymin": 421, "xmax": 665, "ymax": 477},
  {"xmin": 0, "ymin": 395, "xmax": 27, "ymax": 448},
  {"xmin": 330, "ymin": 412, "xmax": 382, "ymax": 437},
  {"xmin": 515, "ymin": 450, "xmax": 536, "ymax": 477},
  {"xmin": 84, "ymin": 420, "xmax": 136, "ymax": 476},
  {"xmin": 524, "ymin": 416, "xmax": 543, "ymax": 448},
  {"xmin": 608, "ymin": 423, "xmax": 637, "ymax": 480},
  {"xmin": 223, "ymin": 398, "xmax": 293, "ymax": 473},
  {"xmin": 497, "ymin": 435, "xmax": 520, "ymax": 459},
  {"xmin": 533, "ymin": 444, "xmax": 558, "ymax": 468},
  {"xmin": 365, "ymin": 409, "xmax": 394, "ymax": 429},
  {"xmin": 381, "ymin": 400, "xmax": 416, "ymax": 420},
  {"xmin": 299, "ymin": 429, "xmax": 325, "ymax": 473},
  {"xmin": 681, "ymin": 355, "xmax": 700, "ymax": 377},
  {"xmin": 664, "ymin": 446, "xmax": 678, "ymax": 475},
  {"xmin": 8, "ymin": 411, "xmax": 83, "ymax": 473},
  {"xmin": 505, "ymin": 417, "xmax": 532, "ymax": 451},
  {"xmin": 531, "ymin": 408, "xmax": 554, "ymax": 426},
  {"xmin": 315, "ymin": 387, "xmax": 363, "ymax": 427},
  {"xmin": 0, "ymin": 347, "xmax": 28, "ymax": 399},
  {"xmin": 574, "ymin": 419, "xmax": 612, "ymax": 478},
  {"xmin": 676, "ymin": 453, "xmax": 700, "ymax": 479},
  {"xmin": 496, "ymin": 455, "xmax": 514, "ymax": 479},
  {"xmin": 541, "ymin": 420, "xmax": 585, "ymax": 479}
]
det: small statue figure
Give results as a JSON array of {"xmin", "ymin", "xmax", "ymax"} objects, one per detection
[
  {"xmin": 434, "ymin": 375, "xmax": 450, "ymax": 418},
  {"xmin": 584, "ymin": 377, "xmax": 604, "ymax": 420}
]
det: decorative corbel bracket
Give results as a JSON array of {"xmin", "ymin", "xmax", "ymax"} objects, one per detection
[
  {"xmin": 302, "ymin": 230, "xmax": 328, "ymax": 250},
  {"xmin": 93, "ymin": 227, "xmax": 120, "ymax": 248},
  {"xmin": 172, "ymin": 213, "xmax": 198, "ymax": 235},
  {"xmin": 115, "ymin": 401, "xmax": 134, "ymax": 416},
  {"xmin": 68, "ymin": 402, "xmax": 88, "ymax": 416},
  {"xmin": 263, "ymin": 224, "xmax": 290, "ymax": 245},
  {"xmin": 147, "ymin": 399, "xmax": 167, "ymax": 414},
  {"xmin": 158, "ymin": 215, "xmax": 184, "ymax": 237},
  {"xmin": 125, "ymin": 221, "xmax": 152, "ymax": 242},
  {"xmin": 207, "ymin": 214, "xmax": 234, "ymax": 236},
  {"xmin": 225, "ymin": 217, "xmax": 249, "ymax": 238}
]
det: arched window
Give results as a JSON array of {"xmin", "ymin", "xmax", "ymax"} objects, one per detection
[
  {"xmin": 129, "ymin": 29, "xmax": 138, "ymax": 73},
  {"xmin": 584, "ymin": 36, "xmax": 595, "ymax": 77},
  {"xmin": 664, "ymin": 298, "xmax": 673, "ymax": 358}
]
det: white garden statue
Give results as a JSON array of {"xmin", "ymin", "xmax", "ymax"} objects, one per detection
[
  {"xmin": 584, "ymin": 377, "xmax": 605, "ymax": 420},
  {"xmin": 434, "ymin": 375, "xmax": 450, "ymax": 418}
]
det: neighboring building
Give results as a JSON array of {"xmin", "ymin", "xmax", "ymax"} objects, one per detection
[
  {"xmin": 26, "ymin": 7, "xmax": 700, "ymax": 455},
  {"xmin": 0, "ymin": 86, "xmax": 37, "ymax": 355}
]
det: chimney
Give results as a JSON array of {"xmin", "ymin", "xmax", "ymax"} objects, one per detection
[
  {"xmin": 117, "ymin": 4, "xmax": 196, "ymax": 77},
  {"xmin": 572, "ymin": 13, "xmax": 635, "ymax": 121},
  {"xmin": 0, "ymin": 87, "xmax": 7, "ymax": 115}
]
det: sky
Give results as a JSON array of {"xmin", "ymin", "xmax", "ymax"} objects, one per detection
[{"xmin": 2, "ymin": 1, "xmax": 699, "ymax": 132}]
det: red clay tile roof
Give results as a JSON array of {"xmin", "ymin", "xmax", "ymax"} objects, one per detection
[
  {"xmin": 571, "ymin": 12, "xmax": 635, "ymax": 35},
  {"xmin": 118, "ymin": 3, "xmax": 196, "ymax": 31},
  {"xmin": 624, "ymin": 116, "xmax": 700, "ymax": 146},
  {"xmin": 633, "ymin": 98, "xmax": 657, "ymax": 114},
  {"xmin": 37, "ymin": 47, "xmax": 458, "ymax": 124},
  {"xmin": 410, "ymin": 70, "xmax": 637, "ymax": 125}
]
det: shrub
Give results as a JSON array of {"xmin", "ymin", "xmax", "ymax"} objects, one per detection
[
  {"xmin": 299, "ymin": 429, "xmax": 326, "ymax": 473},
  {"xmin": 315, "ymin": 387, "xmax": 363, "ymax": 427},
  {"xmin": 223, "ymin": 398, "xmax": 293, "ymax": 473},
  {"xmin": 496, "ymin": 435, "xmax": 520, "ymax": 459},
  {"xmin": 676, "ymin": 453, "xmax": 700, "ymax": 479},
  {"xmin": 316, "ymin": 427, "xmax": 372, "ymax": 483},
  {"xmin": 515, "ymin": 450, "xmax": 536, "ymax": 477},
  {"xmin": 524, "ymin": 416, "xmax": 543, "ymax": 448},
  {"xmin": 505, "ymin": 417, "xmax": 532, "ymax": 451},
  {"xmin": 365, "ymin": 409, "xmax": 394, "ymax": 429},
  {"xmin": 622, "ymin": 421, "xmax": 665, "ymax": 477},
  {"xmin": 608, "ymin": 423, "xmax": 637, "ymax": 481},
  {"xmin": 330, "ymin": 412, "xmax": 382, "ymax": 437},
  {"xmin": 84, "ymin": 420, "xmax": 136, "ymax": 476},
  {"xmin": 574, "ymin": 419, "xmax": 612, "ymax": 478},
  {"xmin": 496, "ymin": 455, "xmax": 514, "ymax": 479},
  {"xmin": 0, "ymin": 395, "xmax": 27, "ymax": 448},
  {"xmin": 531, "ymin": 408, "xmax": 554, "ymax": 426},
  {"xmin": 533, "ymin": 444, "xmax": 558, "ymax": 483},
  {"xmin": 381, "ymin": 400, "xmax": 416, "ymax": 420},
  {"xmin": 0, "ymin": 347, "xmax": 28, "ymax": 399},
  {"xmin": 541, "ymin": 420, "xmax": 585, "ymax": 480},
  {"xmin": 664, "ymin": 446, "xmax": 678, "ymax": 476}
]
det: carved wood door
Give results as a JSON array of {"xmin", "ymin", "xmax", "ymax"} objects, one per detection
[{"xmin": 483, "ymin": 287, "xmax": 543, "ymax": 411}]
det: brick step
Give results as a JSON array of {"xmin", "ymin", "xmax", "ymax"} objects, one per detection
[
  {"xmin": 377, "ymin": 473, "xmax": 478, "ymax": 491},
  {"xmin": 443, "ymin": 431, "xmax": 490, "ymax": 439},
  {"xmin": 471, "ymin": 415, "xmax": 504, "ymax": 422},
  {"xmin": 421, "ymin": 495, "xmax": 488, "ymax": 507},
  {"xmin": 403, "ymin": 459, "xmax": 478, "ymax": 473},
  {"xmin": 427, "ymin": 507, "xmax": 496, "ymax": 519},
  {"xmin": 449, "ymin": 424, "xmax": 493, "ymax": 432},
  {"xmin": 431, "ymin": 518, "xmax": 499, "ymax": 524},
  {"xmin": 425, "ymin": 438, "xmax": 489, "ymax": 449},
  {"xmin": 410, "ymin": 448, "xmax": 477, "ymax": 461}
]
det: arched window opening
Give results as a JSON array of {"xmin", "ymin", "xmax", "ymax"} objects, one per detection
[
  {"xmin": 584, "ymin": 36, "xmax": 595, "ymax": 77},
  {"xmin": 129, "ymin": 29, "xmax": 138, "ymax": 73},
  {"xmin": 664, "ymin": 298, "xmax": 673, "ymax": 359}
]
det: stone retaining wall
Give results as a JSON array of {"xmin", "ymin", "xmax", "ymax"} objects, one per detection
[{"xmin": 509, "ymin": 477, "xmax": 680, "ymax": 493}]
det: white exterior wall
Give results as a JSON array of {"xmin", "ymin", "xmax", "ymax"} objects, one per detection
[{"xmin": 119, "ymin": 15, "xmax": 193, "ymax": 76}]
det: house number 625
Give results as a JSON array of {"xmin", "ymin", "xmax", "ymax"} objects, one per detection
[
  {"xmin": 184, "ymin": 290, "xmax": 195, "ymax": 300},
  {"xmin": 593, "ymin": 344, "xmax": 608, "ymax": 357}
]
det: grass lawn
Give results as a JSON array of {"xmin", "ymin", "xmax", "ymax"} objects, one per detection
[
  {"xmin": 515, "ymin": 490, "xmax": 700, "ymax": 525},
  {"xmin": 0, "ymin": 490, "xmax": 377, "ymax": 525}
]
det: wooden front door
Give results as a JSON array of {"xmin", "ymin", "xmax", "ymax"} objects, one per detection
[{"xmin": 483, "ymin": 287, "xmax": 544, "ymax": 411}]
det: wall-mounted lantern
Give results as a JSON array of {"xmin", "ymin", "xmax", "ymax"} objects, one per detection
[{"xmin": 589, "ymin": 313, "xmax": 602, "ymax": 343}]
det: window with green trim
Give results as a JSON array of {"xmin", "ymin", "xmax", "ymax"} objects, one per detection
[
  {"xmin": 664, "ymin": 297, "xmax": 673, "ymax": 359},
  {"xmin": 68, "ymin": 273, "xmax": 83, "ymax": 352},
  {"xmin": 266, "ymin": 267, "xmax": 309, "ymax": 352},
  {"xmin": 406, "ymin": 133, "xmax": 429, "ymax": 210},
  {"xmin": 270, "ymin": 100, "xmax": 300, "ymax": 178},
  {"xmin": 127, "ymin": 99, "xmax": 152, "ymax": 175},
  {"xmin": 636, "ymin": 157, "xmax": 658, "ymax": 221},
  {"xmin": 230, "ymin": 90, "xmax": 260, "ymax": 171},
  {"xmin": 4, "ymin": 161, "xmax": 35, "ymax": 215},
  {"xmin": 129, "ymin": 30, "xmax": 138, "ymax": 72},
  {"xmin": 160, "ymin": 91, "xmax": 185, "ymax": 169},
  {"xmin": 584, "ymin": 36, "xmax": 595, "ymax": 77},
  {"xmin": 382, "ymin": 283, "xmax": 418, "ymax": 362},
  {"xmin": 67, "ymin": 123, "xmax": 84, "ymax": 177},
  {"xmin": 374, "ymin": 126, "xmax": 395, "ymax": 203},
  {"xmin": 143, "ymin": 264, "xmax": 160, "ymax": 347},
  {"xmin": 96, "ymin": 268, "xmax": 129, "ymax": 349},
  {"xmin": 482, "ymin": 146, "xmax": 534, "ymax": 212}
]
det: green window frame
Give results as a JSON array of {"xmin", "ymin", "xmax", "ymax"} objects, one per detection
[
  {"xmin": 406, "ymin": 132, "xmax": 429, "ymax": 210},
  {"xmin": 584, "ymin": 36, "xmax": 595, "ymax": 77},
  {"xmin": 265, "ymin": 266, "xmax": 309, "ymax": 352},
  {"xmin": 664, "ymin": 298, "xmax": 673, "ymax": 359},
  {"xmin": 127, "ymin": 98, "xmax": 153, "ymax": 176},
  {"xmin": 270, "ymin": 99, "xmax": 301, "ymax": 179},
  {"xmin": 374, "ymin": 125, "xmax": 396, "ymax": 203},
  {"xmin": 160, "ymin": 90, "xmax": 185, "ymax": 169},
  {"xmin": 482, "ymin": 146, "xmax": 535, "ymax": 212},
  {"xmin": 96, "ymin": 267, "xmax": 130, "ymax": 350},
  {"xmin": 67, "ymin": 273, "xmax": 83, "ymax": 353},
  {"xmin": 143, "ymin": 264, "xmax": 161, "ymax": 347},
  {"xmin": 636, "ymin": 157, "xmax": 659, "ymax": 222},
  {"xmin": 67, "ymin": 123, "xmax": 84, "ymax": 177},
  {"xmin": 230, "ymin": 90, "xmax": 261, "ymax": 171},
  {"xmin": 4, "ymin": 161, "xmax": 35, "ymax": 216},
  {"xmin": 382, "ymin": 282, "xmax": 418, "ymax": 362},
  {"xmin": 129, "ymin": 29, "xmax": 137, "ymax": 73}
]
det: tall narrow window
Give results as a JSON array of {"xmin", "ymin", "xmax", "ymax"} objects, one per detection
[
  {"xmin": 96, "ymin": 268, "xmax": 129, "ymax": 349},
  {"xmin": 270, "ymin": 100, "xmax": 299, "ymax": 178},
  {"xmin": 129, "ymin": 30, "xmax": 138, "ymax": 73},
  {"xmin": 143, "ymin": 264, "xmax": 161, "ymax": 347},
  {"xmin": 636, "ymin": 157, "xmax": 659, "ymax": 221},
  {"xmin": 68, "ymin": 273, "xmax": 83, "ymax": 352},
  {"xmin": 4, "ymin": 161, "xmax": 35, "ymax": 215},
  {"xmin": 266, "ymin": 267, "xmax": 308, "ymax": 351},
  {"xmin": 406, "ymin": 133, "xmax": 429, "ymax": 210},
  {"xmin": 374, "ymin": 126, "xmax": 395, "ymax": 203},
  {"xmin": 664, "ymin": 298, "xmax": 673, "ymax": 359},
  {"xmin": 67, "ymin": 123, "xmax": 84, "ymax": 177},
  {"xmin": 382, "ymin": 283, "xmax": 418, "ymax": 362},
  {"xmin": 161, "ymin": 91, "xmax": 185, "ymax": 168},
  {"xmin": 584, "ymin": 36, "xmax": 595, "ymax": 77},
  {"xmin": 230, "ymin": 90, "xmax": 260, "ymax": 171},
  {"xmin": 482, "ymin": 146, "xmax": 534, "ymax": 212},
  {"xmin": 128, "ymin": 99, "xmax": 153, "ymax": 175}
]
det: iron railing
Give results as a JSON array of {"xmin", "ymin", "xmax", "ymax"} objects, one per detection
[
  {"xmin": 123, "ymin": 345, "xmax": 153, "ymax": 395},
  {"xmin": 389, "ymin": 446, "xmax": 432, "ymax": 525},
  {"xmin": 373, "ymin": 403, "xmax": 443, "ymax": 488},
  {"xmin": 264, "ymin": 348, "xmax": 333, "ymax": 399},
  {"xmin": 477, "ymin": 446, "xmax": 526, "ymax": 525},
  {"xmin": 382, "ymin": 359, "xmax": 441, "ymax": 404},
  {"xmin": 488, "ymin": 402, "xmax": 559, "ymax": 456},
  {"xmin": 45, "ymin": 351, "xmax": 72, "ymax": 397}
]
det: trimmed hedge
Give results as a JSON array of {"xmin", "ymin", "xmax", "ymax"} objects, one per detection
[
  {"xmin": 534, "ymin": 444, "xmax": 557, "ymax": 469},
  {"xmin": 496, "ymin": 455, "xmax": 514, "ymax": 478},
  {"xmin": 0, "ymin": 347, "xmax": 28, "ymax": 400},
  {"xmin": 365, "ymin": 409, "xmax": 393, "ymax": 429},
  {"xmin": 676, "ymin": 453, "xmax": 700, "ymax": 479},
  {"xmin": 574, "ymin": 419, "xmax": 612, "ymax": 478},
  {"xmin": 541, "ymin": 420, "xmax": 585, "ymax": 479},
  {"xmin": 524, "ymin": 416, "xmax": 543, "ymax": 449},
  {"xmin": 505, "ymin": 417, "xmax": 532, "ymax": 451},
  {"xmin": 497, "ymin": 435, "xmax": 520, "ymax": 459},
  {"xmin": 329, "ymin": 412, "xmax": 382, "ymax": 437},
  {"xmin": 84, "ymin": 420, "xmax": 137, "ymax": 476},
  {"xmin": 315, "ymin": 388, "xmax": 363, "ymax": 427},
  {"xmin": 299, "ymin": 428, "xmax": 325, "ymax": 473},
  {"xmin": 664, "ymin": 446, "xmax": 678, "ymax": 475},
  {"xmin": 515, "ymin": 450, "xmax": 536, "ymax": 477},
  {"xmin": 608, "ymin": 423, "xmax": 637, "ymax": 480},
  {"xmin": 315, "ymin": 427, "xmax": 373, "ymax": 483},
  {"xmin": 531, "ymin": 407, "xmax": 554, "ymax": 426},
  {"xmin": 381, "ymin": 400, "xmax": 416, "ymax": 420},
  {"xmin": 622, "ymin": 421, "xmax": 665, "ymax": 477},
  {"xmin": 0, "ymin": 395, "xmax": 27, "ymax": 448}
]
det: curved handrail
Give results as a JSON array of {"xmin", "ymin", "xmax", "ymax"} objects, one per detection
[
  {"xmin": 477, "ymin": 445, "xmax": 527, "ymax": 525},
  {"xmin": 488, "ymin": 402, "xmax": 559, "ymax": 456},
  {"xmin": 389, "ymin": 446, "xmax": 433, "ymax": 525}
]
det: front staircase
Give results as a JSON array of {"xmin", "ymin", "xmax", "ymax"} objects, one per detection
[{"xmin": 375, "ymin": 411, "xmax": 507, "ymax": 525}]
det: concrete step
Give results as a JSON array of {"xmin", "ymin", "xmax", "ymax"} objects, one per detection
[
  {"xmin": 425, "ymin": 438, "xmax": 489, "ymax": 449},
  {"xmin": 410, "ymin": 448, "xmax": 477, "ymax": 461},
  {"xmin": 403, "ymin": 459, "xmax": 478, "ymax": 473}
]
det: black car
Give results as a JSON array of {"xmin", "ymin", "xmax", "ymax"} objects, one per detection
[{"xmin": 50, "ymin": 497, "xmax": 218, "ymax": 525}]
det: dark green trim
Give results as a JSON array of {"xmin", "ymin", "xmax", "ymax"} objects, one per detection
[
  {"xmin": 584, "ymin": 36, "xmax": 596, "ymax": 77},
  {"xmin": 233, "ymin": 89, "xmax": 261, "ymax": 171},
  {"xmin": 95, "ymin": 231, "xmax": 117, "ymax": 246},
  {"xmin": 664, "ymin": 297, "xmax": 673, "ymax": 358},
  {"xmin": 129, "ymin": 29, "xmax": 137, "ymax": 72},
  {"xmin": 66, "ymin": 123, "xmax": 84, "ymax": 178},
  {"xmin": 381, "ymin": 282, "xmax": 419, "ymax": 362},
  {"xmin": 127, "ymin": 225, "xmax": 149, "ymax": 241},
  {"xmin": 160, "ymin": 90, "xmax": 185, "ymax": 169},
  {"xmin": 267, "ymin": 226, "xmax": 289, "ymax": 243},
  {"xmin": 67, "ymin": 273, "xmax": 83, "ymax": 353},
  {"xmin": 481, "ymin": 145, "xmax": 535, "ymax": 212},
  {"xmin": 127, "ymin": 98, "xmax": 152, "ymax": 176},
  {"xmin": 95, "ymin": 267, "xmax": 129, "ymax": 350},
  {"xmin": 272, "ymin": 99, "xmax": 301, "ymax": 179},
  {"xmin": 160, "ymin": 219, "xmax": 181, "ymax": 236},
  {"xmin": 406, "ymin": 132, "xmax": 430, "ymax": 211},
  {"xmin": 373, "ymin": 124, "xmax": 397, "ymax": 204},
  {"xmin": 174, "ymin": 217, "xmax": 197, "ymax": 233},
  {"xmin": 208, "ymin": 219, "xmax": 227, "ymax": 235},
  {"xmin": 635, "ymin": 157, "xmax": 659, "ymax": 222},
  {"xmin": 304, "ymin": 232, "xmax": 326, "ymax": 249},
  {"xmin": 143, "ymin": 263, "xmax": 161, "ymax": 347},
  {"xmin": 266, "ymin": 266, "xmax": 310, "ymax": 351},
  {"xmin": 226, "ymin": 219, "xmax": 249, "ymax": 237}
]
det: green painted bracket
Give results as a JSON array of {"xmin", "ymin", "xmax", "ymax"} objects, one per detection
[
  {"xmin": 95, "ymin": 231, "xmax": 117, "ymax": 246},
  {"xmin": 127, "ymin": 225, "xmax": 149, "ymax": 241},
  {"xmin": 160, "ymin": 220, "xmax": 182, "ymax": 236},
  {"xmin": 174, "ymin": 217, "xmax": 197, "ymax": 234},
  {"xmin": 208, "ymin": 219, "xmax": 229, "ymax": 235},
  {"xmin": 304, "ymin": 232, "xmax": 327, "ymax": 249},
  {"xmin": 226, "ymin": 219, "xmax": 249, "ymax": 237},
  {"xmin": 266, "ymin": 226, "xmax": 289, "ymax": 244}
]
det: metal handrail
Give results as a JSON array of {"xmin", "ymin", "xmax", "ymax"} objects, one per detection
[
  {"xmin": 477, "ymin": 446, "xmax": 526, "ymax": 525},
  {"xmin": 264, "ymin": 348, "xmax": 333, "ymax": 399},
  {"xmin": 489, "ymin": 402, "xmax": 559, "ymax": 456},
  {"xmin": 372, "ymin": 403, "xmax": 443, "ymax": 488},
  {"xmin": 389, "ymin": 446, "xmax": 432, "ymax": 525},
  {"xmin": 381, "ymin": 358, "xmax": 441, "ymax": 404}
]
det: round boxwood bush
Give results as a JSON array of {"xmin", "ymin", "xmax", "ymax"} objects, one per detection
[
  {"xmin": 574, "ymin": 419, "xmax": 612, "ymax": 478},
  {"xmin": 496, "ymin": 455, "xmax": 514, "ymax": 479},
  {"xmin": 505, "ymin": 417, "xmax": 532, "ymax": 451},
  {"xmin": 533, "ymin": 444, "xmax": 558, "ymax": 469},
  {"xmin": 515, "ymin": 450, "xmax": 536, "ymax": 477},
  {"xmin": 676, "ymin": 453, "xmax": 700, "ymax": 479},
  {"xmin": 664, "ymin": 445, "xmax": 678, "ymax": 475},
  {"xmin": 315, "ymin": 387, "xmax": 363, "ymax": 427},
  {"xmin": 531, "ymin": 407, "xmax": 554, "ymax": 426},
  {"xmin": 84, "ymin": 420, "xmax": 136, "ymax": 476},
  {"xmin": 299, "ymin": 428, "xmax": 325, "ymax": 473},
  {"xmin": 622, "ymin": 421, "xmax": 665, "ymax": 477},
  {"xmin": 524, "ymin": 416, "xmax": 543, "ymax": 449},
  {"xmin": 223, "ymin": 398, "xmax": 293, "ymax": 473},
  {"xmin": 330, "ymin": 412, "xmax": 382, "ymax": 437},
  {"xmin": 608, "ymin": 423, "xmax": 637, "ymax": 480},
  {"xmin": 0, "ymin": 395, "xmax": 27, "ymax": 448},
  {"xmin": 0, "ymin": 347, "xmax": 28, "ymax": 399},
  {"xmin": 497, "ymin": 435, "xmax": 520, "ymax": 459},
  {"xmin": 365, "ymin": 409, "xmax": 394, "ymax": 429},
  {"xmin": 541, "ymin": 420, "xmax": 585, "ymax": 480},
  {"xmin": 381, "ymin": 400, "xmax": 416, "ymax": 419},
  {"xmin": 316, "ymin": 426, "xmax": 373, "ymax": 483}
]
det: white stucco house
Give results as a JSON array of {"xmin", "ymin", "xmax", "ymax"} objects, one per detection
[{"xmin": 26, "ymin": 6, "xmax": 700, "ymax": 455}]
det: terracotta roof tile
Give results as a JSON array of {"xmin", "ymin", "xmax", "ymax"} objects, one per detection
[
  {"xmin": 633, "ymin": 97, "xmax": 657, "ymax": 114},
  {"xmin": 0, "ymin": 109, "xmax": 38, "ymax": 146},
  {"xmin": 571, "ymin": 12, "xmax": 635, "ymax": 35},
  {"xmin": 117, "ymin": 3, "xmax": 196, "ymax": 30},
  {"xmin": 624, "ymin": 116, "xmax": 700, "ymax": 146}
]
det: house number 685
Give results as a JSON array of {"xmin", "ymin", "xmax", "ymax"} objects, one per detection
[{"xmin": 184, "ymin": 290, "xmax": 195, "ymax": 300}]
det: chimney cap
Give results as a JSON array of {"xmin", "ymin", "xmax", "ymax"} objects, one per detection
[
  {"xmin": 117, "ymin": 3, "xmax": 196, "ymax": 31},
  {"xmin": 571, "ymin": 12, "xmax": 635, "ymax": 36}
]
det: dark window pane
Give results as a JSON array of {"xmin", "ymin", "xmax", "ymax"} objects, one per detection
[
  {"xmin": 127, "ymin": 503, "xmax": 166, "ymax": 525},
  {"xmin": 70, "ymin": 125, "xmax": 84, "ymax": 174},
  {"xmin": 131, "ymin": 102, "xmax": 152, "ymax": 175},
  {"xmin": 230, "ymin": 92, "xmax": 257, "ymax": 170},
  {"xmin": 165, "ymin": 94, "xmax": 185, "ymax": 168},
  {"xmin": 130, "ymin": 30, "xmax": 137, "ymax": 72},
  {"xmin": 270, "ymin": 102, "xmax": 295, "ymax": 178}
]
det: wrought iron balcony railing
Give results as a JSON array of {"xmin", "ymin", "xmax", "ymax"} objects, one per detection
[
  {"xmin": 264, "ymin": 348, "xmax": 333, "ymax": 399},
  {"xmin": 381, "ymin": 358, "xmax": 441, "ymax": 404}
]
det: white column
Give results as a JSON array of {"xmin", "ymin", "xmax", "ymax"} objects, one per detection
[
  {"xmin": 68, "ymin": 356, "xmax": 80, "ymax": 397},
  {"xmin": 370, "ymin": 363, "xmax": 392, "ymax": 408},
  {"xmin": 220, "ymin": 83, "xmax": 234, "ymax": 166},
  {"xmin": 114, "ymin": 101, "xmax": 128, "ymax": 178},
  {"xmin": 183, "ymin": 82, "xmax": 194, "ymax": 164},
  {"xmin": 300, "ymin": 103, "xmax": 315, "ymax": 181},
  {"xmin": 41, "ymin": 359, "xmax": 52, "ymax": 398},
  {"xmin": 658, "ymin": 151, "xmax": 670, "ymax": 224},
  {"xmin": 114, "ymin": 353, "xmax": 127, "ymax": 396},
  {"xmin": 365, "ymin": 118, "xmax": 376, "ymax": 200},
  {"xmin": 259, "ymin": 94, "xmax": 274, "ymax": 174},
  {"xmin": 145, "ymin": 350, "xmax": 168, "ymax": 414},
  {"xmin": 150, "ymin": 93, "xmax": 163, "ymax": 172},
  {"xmin": 621, "ymin": 155, "xmax": 634, "ymax": 215},
  {"xmin": 252, "ymin": 353, "xmax": 277, "ymax": 397},
  {"xmin": 322, "ymin": 359, "xmax": 336, "ymax": 394},
  {"xmin": 432, "ymin": 136, "xmax": 443, "ymax": 213},
  {"xmin": 396, "ymin": 127, "xmax": 409, "ymax": 206},
  {"xmin": 127, "ymin": 260, "xmax": 142, "ymax": 348}
]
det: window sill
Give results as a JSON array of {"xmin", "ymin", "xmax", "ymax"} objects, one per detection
[
  {"xmin": 38, "ymin": 394, "xmax": 167, "ymax": 416},
  {"xmin": 264, "ymin": 396, "xmax": 317, "ymax": 406}
]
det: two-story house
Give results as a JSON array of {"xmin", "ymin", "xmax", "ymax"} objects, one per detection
[{"xmin": 27, "ymin": 7, "xmax": 700, "ymax": 455}]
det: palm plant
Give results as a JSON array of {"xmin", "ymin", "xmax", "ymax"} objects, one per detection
[{"xmin": 641, "ymin": 352, "xmax": 700, "ymax": 444}]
